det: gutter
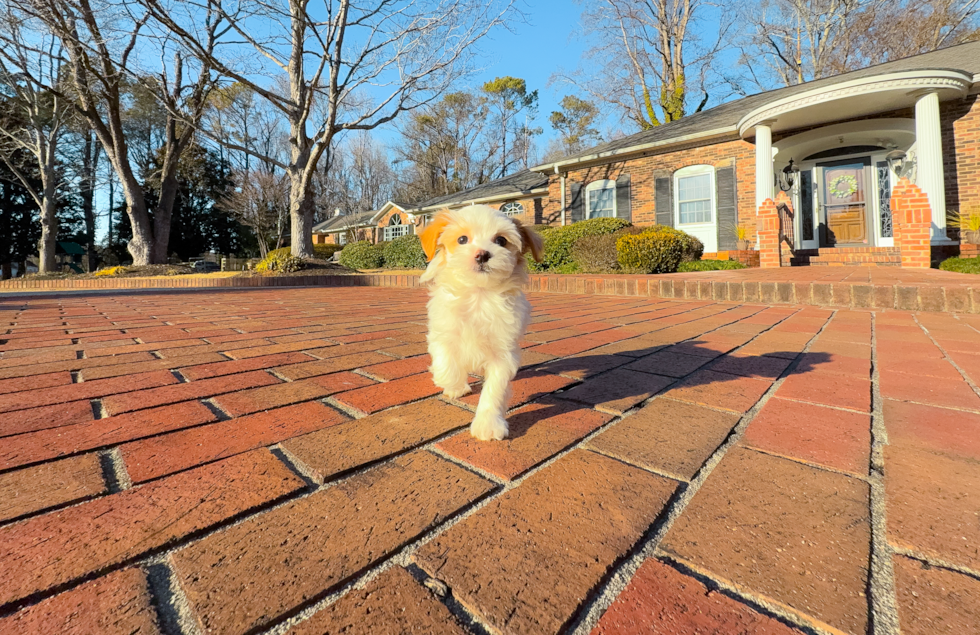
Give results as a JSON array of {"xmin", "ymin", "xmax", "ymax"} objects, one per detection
[{"xmin": 530, "ymin": 125, "xmax": 739, "ymax": 174}]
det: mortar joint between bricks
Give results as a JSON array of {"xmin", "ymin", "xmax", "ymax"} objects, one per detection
[
  {"xmin": 913, "ymin": 314, "xmax": 980, "ymax": 400},
  {"xmin": 144, "ymin": 554, "xmax": 204, "ymax": 635},
  {"xmin": 566, "ymin": 306, "xmax": 837, "ymax": 635},
  {"xmin": 98, "ymin": 448, "xmax": 133, "ymax": 493},
  {"xmin": 866, "ymin": 312, "xmax": 901, "ymax": 635}
]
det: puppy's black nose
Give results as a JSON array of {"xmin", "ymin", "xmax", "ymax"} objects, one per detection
[{"xmin": 475, "ymin": 250, "xmax": 491, "ymax": 264}]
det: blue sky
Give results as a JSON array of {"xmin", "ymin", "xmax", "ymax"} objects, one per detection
[{"xmin": 411, "ymin": 0, "xmax": 740, "ymax": 158}]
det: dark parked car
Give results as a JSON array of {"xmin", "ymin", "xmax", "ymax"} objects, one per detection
[{"xmin": 192, "ymin": 260, "xmax": 221, "ymax": 273}]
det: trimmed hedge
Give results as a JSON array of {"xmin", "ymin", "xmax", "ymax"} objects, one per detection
[
  {"xmin": 616, "ymin": 227, "xmax": 686, "ymax": 274},
  {"xmin": 572, "ymin": 226, "xmax": 646, "ymax": 273},
  {"xmin": 338, "ymin": 241, "xmax": 385, "ymax": 270},
  {"xmin": 677, "ymin": 259, "xmax": 747, "ymax": 272},
  {"xmin": 530, "ymin": 217, "xmax": 631, "ymax": 272},
  {"xmin": 382, "ymin": 234, "xmax": 427, "ymax": 269},
  {"xmin": 939, "ymin": 256, "xmax": 980, "ymax": 274}
]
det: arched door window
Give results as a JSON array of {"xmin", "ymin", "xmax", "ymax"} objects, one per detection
[
  {"xmin": 500, "ymin": 201, "xmax": 524, "ymax": 216},
  {"xmin": 382, "ymin": 214, "xmax": 411, "ymax": 241}
]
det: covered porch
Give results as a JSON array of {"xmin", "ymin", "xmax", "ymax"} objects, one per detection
[{"xmin": 743, "ymin": 69, "xmax": 973, "ymax": 266}]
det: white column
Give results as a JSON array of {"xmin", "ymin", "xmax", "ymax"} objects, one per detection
[
  {"xmin": 755, "ymin": 123, "xmax": 774, "ymax": 208},
  {"xmin": 914, "ymin": 91, "xmax": 947, "ymax": 241}
]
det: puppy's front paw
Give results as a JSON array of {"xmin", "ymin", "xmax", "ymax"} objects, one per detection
[
  {"xmin": 470, "ymin": 413, "xmax": 509, "ymax": 441},
  {"xmin": 441, "ymin": 384, "xmax": 472, "ymax": 400}
]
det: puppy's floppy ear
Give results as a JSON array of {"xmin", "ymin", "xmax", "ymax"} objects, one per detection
[
  {"xmin": 511, "ymin": 218, "xmax": 544, "ymax": 263},
  {"xmin": 419, "ymin": 211, "xmax": 450, "ymax": 261}
]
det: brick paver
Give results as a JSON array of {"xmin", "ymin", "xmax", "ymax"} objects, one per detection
[{"xmin": 1, "ymin": 286, "xmax": 977, "ymax": 634}]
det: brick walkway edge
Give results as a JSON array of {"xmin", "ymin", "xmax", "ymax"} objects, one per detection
[{"xmin": 3, "ymin": 270, "xmax": 980, "ymax": 313}]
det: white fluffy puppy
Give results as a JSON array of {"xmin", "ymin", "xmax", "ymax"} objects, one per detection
[{"xmin": 419, "ymin": 205, "xmax": 544, "ymax": 440}]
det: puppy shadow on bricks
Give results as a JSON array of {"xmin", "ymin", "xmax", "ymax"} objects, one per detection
[{"xmin": 439, "ymin": 338, "xmax": 835, "ymax": 442}]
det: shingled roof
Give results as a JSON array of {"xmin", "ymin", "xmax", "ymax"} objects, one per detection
[
  {"xmin": 410, "ymin": 169, "xmax": 550, "ymax": 212},
  {"xmin": 312, "ymin": 209, "xmax": 380, "ymax": 234}
]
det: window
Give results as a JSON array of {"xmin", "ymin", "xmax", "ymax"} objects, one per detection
[
  {"xmin": 674, "ymin": 166, "xmax": 715, "ymax": 225},
  {"xmin": 500, "ymin": 201, "xmax": 524, "ymax": 216},
  {"xmin": 382, "ymin": 214, "xmax": 411, "ymax": 241},
  {"xmin": 586, "ymin": 180, "xmax": 616, "ymax": 218},
  {"xmin": 337, "ymin": 233, "xmax": 347, "ymax": 245}
]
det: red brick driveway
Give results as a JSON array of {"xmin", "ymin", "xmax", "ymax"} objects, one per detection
[{"xmin": 0, "ymin": 288, "xmax": 978, "ymax": 634}]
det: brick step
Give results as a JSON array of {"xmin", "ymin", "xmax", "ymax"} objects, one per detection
[
  {"xmin": 809, "ymin": 254, "xmax": 902, "ymax": 263},
  {"xmin": 816, "ymin": 247, "xmax": 899, "ymax": 255},
  {"xmin": 809, "ymin": 261, "xmax": 902, "ymax": 267}
]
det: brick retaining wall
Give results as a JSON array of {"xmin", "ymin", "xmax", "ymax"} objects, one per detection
[{"xmin": 3, "ymin": 270, "xmax": 979, "ymax": 313}]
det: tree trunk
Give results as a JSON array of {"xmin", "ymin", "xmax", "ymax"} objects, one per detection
[
  {"xmin": 288, "ymin": 169, "xmax": 315, "ymax": 258},
  {"xmin": 152, "ymin": 171, "xmax": 179, "ymax": 264},
  {"xmin": 2, "ymin": 262, "xmax": 11, "ymax": 280},
  {"xmin": 81, "ymin": 130, "xmax": 98, "ymax": 272},
  {"xmin": 117, "ymin": 169, "xmax": 155, "ymax": 266},
  {"xmin": 38, "ymin": 170, "xmax": 58, "ymax": 274}
]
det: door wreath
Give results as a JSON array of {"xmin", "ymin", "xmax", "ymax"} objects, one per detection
[{"xmin": 829, "ymin": 174, "xmax": 858, "ymax": 199}]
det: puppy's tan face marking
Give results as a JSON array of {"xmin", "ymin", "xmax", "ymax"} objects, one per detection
[{"xmin": 425, "ymin": 207, "xmax": 524, "ymax": 285}]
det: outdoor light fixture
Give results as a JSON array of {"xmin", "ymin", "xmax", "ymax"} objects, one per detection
[
  {"xmin": 886, "ymin": 149, "xmax": 908, "ymax": 177},
  {"xmin": 778, "ymin": 158, "xmax": 800, "ymax": 191}
]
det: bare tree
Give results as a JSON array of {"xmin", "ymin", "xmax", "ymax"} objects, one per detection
[
  {"xmin": 734, "ymin": 0, "xmax": 979, "ymax": 91},
  {"xmin": 314, "ymin": 132, "xmax": 394, "ymax": 223},
  {"xmin": 394, "ymin": 89, "xmax": 498, "ymax": 202},
  {"xmin": 849, "ymin": 0, "xmax": 980, "ymax": 66},
  {"xmin": 219, "ymin": 169, "xmax": 289, "ymax": 257},
  {"xmin": 4, "ymin": 0, "xmax": 223, "ymax": 265},
  {"xmin": 204, "ymin": 82, "xmax": 289, "ymax": 173},
  {"xmin": 142, "ymin": 0, "xmax": 516, "ymax": 258},
  {"xmin": 735, "ymin": 0, "xmax": 869, "ymax": 89},
  {"xmin": 555, "ymin": 0, "xmax": 732, "ymax": 131},
  {"xmin": 0, "ymin": 16, "xmax": 71, "ymax": 273}
]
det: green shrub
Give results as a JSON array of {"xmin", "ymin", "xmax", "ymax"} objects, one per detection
[
  {"xmin": 531, "ymin": 217, "xmax": 631, "ymax": 271},
  {"xmin": 572, "ymin": 226, "xmax": 646, "ymax": 273},
  {"xmin": 939, "ymin": 256, "xmax": 980, "ymax": 274},
  {"xmin": 382, "ymin": 234, "xmax": 427, "ymax": 269},
  {"xmin": 255, "ymin": 247, "xmax": 305, "ymax": 273},
  {"xmin": 616, "ymin": 228, "xmax": 685, "ymax": 274},
  {"xmin": 338, "ymin": 241, "xmax": 385, "ymax": 270},
  {"xmin": 313, "ymin": 244, "xmax": 343, "ymax": 259},
  {"xmin": 647, "ymin": 225, "xmax": 704, "ymax": 262},
  {"xmin": 677, "ymin": 259, "xmax": 747, "ymax": 272}
]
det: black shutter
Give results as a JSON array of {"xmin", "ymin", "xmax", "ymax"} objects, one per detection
[
  {"xmin": 569, "ymin": 182, "xmax": 584, "ymax": 223},
  {"xmin": 655, "ymin": 177, "xmax": 673, "ymax": 227},
  {"xmin": 715, "ymin": 166, "xmax": 738, "ymax": 250},
  {"xmin": 615, "ymin": 174, "xmax": 632, "ymax": 222}
]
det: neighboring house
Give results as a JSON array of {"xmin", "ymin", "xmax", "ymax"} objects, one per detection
[
  {"xmin": 312, "ymin": 201, "xmax": 416, "ymax": 245},
  {"xmin": 403, "ymin": 41, "xmax": 980, "ymax": 264},
  {"xmin": 409, "ymin": 169, "xmax": 553, "ymax": 227}
]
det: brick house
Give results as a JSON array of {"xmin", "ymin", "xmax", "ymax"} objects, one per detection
[
  {"xmin": 312, "ymin": 201, "xmax": 416, "ymax": 245},
  {"xmin": 409, "ymin": 41, "xmax": 980, "ymax": 266}
]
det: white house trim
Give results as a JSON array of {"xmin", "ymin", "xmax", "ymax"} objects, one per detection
[{"xmin": 738, "ymin": 69, "xmax": 972, "ymax": 136}]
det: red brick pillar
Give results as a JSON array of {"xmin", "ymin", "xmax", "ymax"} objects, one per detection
[
  {"xmin": 891, "ymin": 177, "xmax": 932, "ymax": 268},
  {"xmin": 756, "ymin": 198, "xmax": 781, "ymax": 268}
]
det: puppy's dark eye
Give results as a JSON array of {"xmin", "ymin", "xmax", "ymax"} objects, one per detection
[
  {"xmin": 494, "ymin": 236, "xmax": 508, "ymax": 247},
  {"xmin": 457, "ymin": 236, "xmax": 468, "ymax": 245}
]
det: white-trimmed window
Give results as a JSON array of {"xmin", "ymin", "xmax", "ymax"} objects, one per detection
[
  {"xmin": 382, "ymin": 214, "xmax": 411, "ymax": 241},
  {"xmin": 674, "ymin": 165, "xmax": 715, "ymax": 225},
  {"xmin": 337, "ymin": 232, "xmax": 348, "ymax": 245},
  {"xmin": 500, "ymin": 201, "xmax": 524, "ymax": 216},
  {"xmin": 586, "ymin": 180, "xmax": 616, "ymax": 218}
]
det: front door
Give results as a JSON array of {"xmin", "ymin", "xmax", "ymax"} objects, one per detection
[{"xmin": 818, "ymin": 159, "xmax": 871, "ymax": 246}]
